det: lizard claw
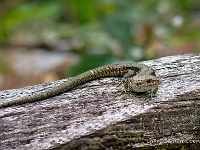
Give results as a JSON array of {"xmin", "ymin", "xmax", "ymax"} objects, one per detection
[
  {"xmin": 117, "ymin": 78, "xmax": 125, "ymax": 87},
  {"xmin": 118, "ymin": 88, "xmax": 126, "ymax": 94}
]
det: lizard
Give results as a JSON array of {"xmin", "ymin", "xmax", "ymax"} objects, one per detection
[{"xmin": 0, "ymin": 63, "xmax": 160, "ymax": 108}]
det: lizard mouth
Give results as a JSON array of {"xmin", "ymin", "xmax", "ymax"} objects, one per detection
[{"xmin": 130, "ymin": 84, "xmax": 159, "ymax": 92}]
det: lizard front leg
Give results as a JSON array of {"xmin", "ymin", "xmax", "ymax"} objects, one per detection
[{"xmin": 117, "ymin": 69, "xmax": 136, "ymax": 91}]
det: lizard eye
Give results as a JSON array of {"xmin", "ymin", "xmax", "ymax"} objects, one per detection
[{"xmin": 146, "ymin": 79, "xmax": 151, "ymax": 83}]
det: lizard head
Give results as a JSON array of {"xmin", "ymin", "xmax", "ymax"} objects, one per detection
[{"xmin": 126, "ymin": 75, "xmax": 161, "ymax": 93}]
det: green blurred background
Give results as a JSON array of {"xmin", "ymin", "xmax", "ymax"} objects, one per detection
[{"xmin": 0, "ymin": 0, "xmax": 199, "ymax": 90}]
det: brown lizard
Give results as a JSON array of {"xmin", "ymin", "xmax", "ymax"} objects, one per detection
[{"xmin": 0, "ymin": 63, "xmax": 160, "ymax": 108}]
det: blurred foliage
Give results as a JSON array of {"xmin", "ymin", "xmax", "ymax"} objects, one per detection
[
  {"xmin": 0, "ymin": 50, "xmax": 10, "ymax": 74},
  {"xmin": 0, "ymin": 0, "xmax": 200, "ymax": 76},
  {"xmin": 69, "ymin": 54, "xmax": 116, "ymax": 75}
]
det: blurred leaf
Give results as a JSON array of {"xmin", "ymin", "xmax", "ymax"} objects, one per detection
[
  {"xmin": 0, "ymin": 1, "xmax": 61, "ymax": 40},
  {"xmin": 176, "ymin": 0, "xmax": 190, "ymax": 11},
  {"xmin": 102, "ymin": 17, "xmax": 132, "ymax": 42},
  {"xmin": 69, "ymin": 54, "xmax": 116, "ymax": 76},
  {"xmin": 66, "ymin": 0, "xmax": 96, "ymax": 23}
]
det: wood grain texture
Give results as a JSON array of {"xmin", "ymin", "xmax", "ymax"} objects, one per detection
[{"xmin": 0, "ymin": 53, "xmax": 199, "ymax": 150}]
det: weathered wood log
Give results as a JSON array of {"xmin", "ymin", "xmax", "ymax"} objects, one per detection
[{"xmin": 0, "ymin": 53, "xmax": 199, "ymax": 150}]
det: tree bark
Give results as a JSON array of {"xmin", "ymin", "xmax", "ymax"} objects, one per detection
[{"xmin": 0, "ymin": 53, "xmax": 199, "ymax": 150}]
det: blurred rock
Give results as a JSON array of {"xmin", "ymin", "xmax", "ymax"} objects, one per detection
[{"xmin": 4, "ymin": 48, "xmax": 78, "ymax": 90}]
